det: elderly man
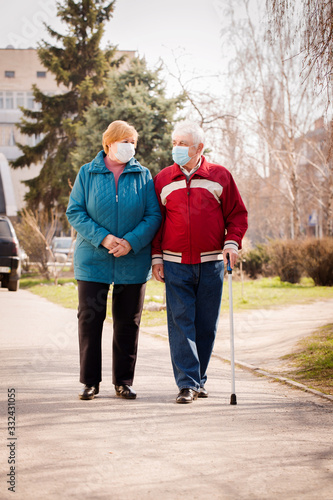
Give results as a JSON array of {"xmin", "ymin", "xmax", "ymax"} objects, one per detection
[{"xmin": 152, "ymin": 120, "xmax": 248, "ymax": 403}]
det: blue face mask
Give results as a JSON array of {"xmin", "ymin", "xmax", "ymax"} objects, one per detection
[{"xmin": 172, "ymin": 145, "xmax": 198, "ymax": 167}]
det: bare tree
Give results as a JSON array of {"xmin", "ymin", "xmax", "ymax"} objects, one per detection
[
  {"xmin": 298, "ymin": 121, "xmax": 333, "ymax": 236},
  {"xmin": 220, "ymin": 0, "xmax": 329, "ymax": 239},
  {"xmin": 15, "ymin": 209, "xmax": 60, "ymax": 283},
  {"xmin": 266, "ymin": 0, "xmax": 333, "ymax": 98}
]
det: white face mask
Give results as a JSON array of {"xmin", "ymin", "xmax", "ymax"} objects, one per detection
[{"xmin": 113, "ymin": 142, "xmax": 135, "ymax": 163}]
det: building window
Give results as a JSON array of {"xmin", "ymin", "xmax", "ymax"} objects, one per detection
[
  {"xmin": 5, "ymin": 92, "xmax": 14, "ymax": 109},
  {"xmin": 0, "ymin": 92, "xmax": 3, "ymax": 109},
  {"xmin": 16, "ymin": 93, "xmax": 25, "ymax": 108},
  {"xmin": 5, "ymin": 71, "xmax": 15, "ymax": 78},
  {"xmin": 0, "ymin": 125, "xmax": 15, "ymax": 146},
  {"xmin": 9, "ymin": 129, "xmax": 16, "ymax": 146},
  {"xmin": 37, "ymin": 71, "xmax": 46, "ymax": 78},
  {"xmin": 27, "ymin": 92, "xmax": 34, "ymax": 110}
]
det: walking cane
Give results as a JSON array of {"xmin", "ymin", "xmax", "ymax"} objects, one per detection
[{"xmin": 226, "ymin": 253, "xmax": 237, "ymax": 405}]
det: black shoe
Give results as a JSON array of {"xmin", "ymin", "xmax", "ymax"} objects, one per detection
[
  {"xmin": 198, "ymin": 387, "xmax": 208, "ymax": 398},
  {"xmin": 79, "ymin": 384, "xmax": 100, "ymax": 400},
  {"xmin": 115, "ymin": 385, "xmax": 137, "ymax": 399},
  {"xmin": 176, "ymin": 388, "xmax": 199, "ymax": 404}
]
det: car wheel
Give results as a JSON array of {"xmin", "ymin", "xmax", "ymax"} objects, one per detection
[{"xmin": 8, "ymin": 280, "xmax": 19, "ymax": 292}]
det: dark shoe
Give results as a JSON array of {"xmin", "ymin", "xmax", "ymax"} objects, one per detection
[
  {"xmin": 79, "ymin": 384, "xmax": 100, "ymax": 400},
  {"xmin": 198, "ymin": 387, "xmax": 208, "ymax": 398},
  {"xmin": 176, "ymin": 388, "xmax": 199, "ymax": 404},
  {"xmin": 115, "ymin": 385, "xmax": 137, "ymax": 399}
]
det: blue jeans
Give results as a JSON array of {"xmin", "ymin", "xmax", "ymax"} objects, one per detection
[{"xmin": 164, "ymin": 260, "xmax": 224, "ymax": 391}]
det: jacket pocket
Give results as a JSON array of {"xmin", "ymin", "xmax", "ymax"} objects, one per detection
[
  {"xmin": 92, "ymin": 246, "xmax": 110, "ymax": 263},
  {"xmin": 74, "ymin": 239, "xmax": 94, "ymax": 274}
]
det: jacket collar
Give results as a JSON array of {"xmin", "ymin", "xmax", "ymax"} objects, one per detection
[
  {"xmin": 171, "ymin": 155, "xmax": 211, "ymax": 180},
  {"xmin": 87, "ymin": 150, "xmax": 145, "ymax": 173}
]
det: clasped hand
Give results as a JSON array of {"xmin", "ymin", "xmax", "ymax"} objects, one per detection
[{"xmin": 101, "ymin": 234, "xmax": 132, "ymax": 257}]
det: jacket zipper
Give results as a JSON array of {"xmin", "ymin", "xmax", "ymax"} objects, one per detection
[
  {"xmin": 109, "ymin": 171, "xmax": 117, "ymax": 282},
  {"xmin": 110, "ymin": 167, "xmax": 137, "ymax": 280},
  {"xmin": 115, "ymin": 175, "xmax": 120, "ymax": 282},
  {"xmin": 187, "ymin": 178, "xmax": 192, "ymax": 262}
]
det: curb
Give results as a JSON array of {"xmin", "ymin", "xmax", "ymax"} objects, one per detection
[{"xmin": 212, "ymin": 354, "xmax": 333, "ymax": 403}]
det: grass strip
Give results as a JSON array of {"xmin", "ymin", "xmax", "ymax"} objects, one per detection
[
  {"xmin": 20, "ymin": 275, "xmax": 333, "ymax": 327},
  {"xmin": 282, "ymin": 324, "xmax": 333, "ymax": 395}
]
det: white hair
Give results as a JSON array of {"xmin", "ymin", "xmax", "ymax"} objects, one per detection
[{"xmin": 172, "ymin": 120, "xmax": 205, "ymax": 145}]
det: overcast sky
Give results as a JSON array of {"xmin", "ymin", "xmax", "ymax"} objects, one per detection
[{"xmin": 0, "ymin": 0, "xmax": 248, "ymax": 95}]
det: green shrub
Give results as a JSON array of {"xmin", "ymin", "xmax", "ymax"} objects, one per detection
[
  {"xmin": 301, "ymin": 238, "xmax": 333, "ymax": 286},
  {"xmin": 268, "ymin": 240, "xmax": 302, "ymax": 283},
  {"xmin": 243, "ymin": 244, "xmax": 270, "ymax": 279},
  {"xmin": 244, "ymin": 238, "xmax": 333, "ymax": 285}
]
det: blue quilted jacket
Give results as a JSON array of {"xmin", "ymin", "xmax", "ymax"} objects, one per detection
[{"xmin": 66, "ymin": 150, "xmax": 162, "ymax": 284}]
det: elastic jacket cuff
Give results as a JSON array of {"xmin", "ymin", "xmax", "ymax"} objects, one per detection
[
  {"xmin": 223, "ymin": 240, "xmax": 239, "ymax": 253},
  {"xmin": 123, "ymin": 232, "xmax": 141, "ymax": 254},
  {"xmin": 152, "ymin": 254, "xmax": 163, "ymax": 266},
  {"xmin": 94, "ymin": 228, "xmax": 110, "ymax": 249}
]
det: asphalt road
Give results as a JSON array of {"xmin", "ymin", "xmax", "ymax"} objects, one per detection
[{"xmin": 0, "ymin": 288, "xmax": 332, "ymax": 500}]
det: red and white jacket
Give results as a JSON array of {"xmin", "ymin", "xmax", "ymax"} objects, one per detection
[{"xmin": 152, "ymin": 156, "xmax": 248, "ymax": 265}]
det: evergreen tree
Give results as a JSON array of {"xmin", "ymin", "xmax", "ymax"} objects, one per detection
[
  {"xmin": 72, "ymin": 57, "xmax": 185, "ymax": 175},
  {"xmin": 11, "ymin": 0, "xmax": 122, "ymax": 212}
]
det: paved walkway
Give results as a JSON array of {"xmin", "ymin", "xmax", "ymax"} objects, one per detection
[
  {"xmin": 0, "ymin": 289, "xmax": 332, "ymax": 500},
  {"xmin": 143, "ymin": 298, "xmax": 333, "ymax": 373}
]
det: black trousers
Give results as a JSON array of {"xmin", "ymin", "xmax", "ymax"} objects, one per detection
[{"xmin": 77, "ymin": 280, "xmax": 146, "ymax": 386}]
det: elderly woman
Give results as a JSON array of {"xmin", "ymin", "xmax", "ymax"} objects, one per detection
[{"xmin": 66, "ymin": 120, "xmax": 161, "ymax": 401}]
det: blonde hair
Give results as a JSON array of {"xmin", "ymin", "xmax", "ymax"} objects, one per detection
[{"xmin": 102, "ymin": 120, "xmax": 139, "ymax": 154}]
